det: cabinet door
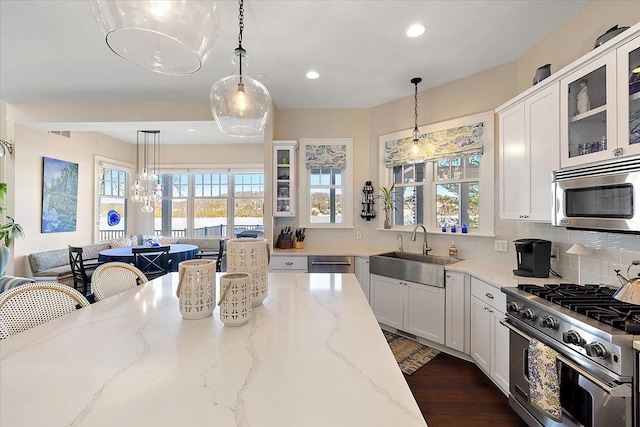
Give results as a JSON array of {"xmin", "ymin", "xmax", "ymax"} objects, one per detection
[
  {"xmin": 526, "ymin": 82, "xmax": 560, "ymax": 221},
  {"xmin": 355, "ymin": 256, "xmax": 370, "ymax": 302},
  {"xmin": 560, "ymin": 52, "xmax": 617, "ymax": 167},
  {"xmin": 491, "ymin": 309, "xmax": 510, "ymax": 395},
  {"xmin": 617, "ymin": 35, "xmax": 640, "ymax": 158},
  {"xmin": 470, "ymin": 296, "xmax": 491, "ymax": 373},
  {"xmin": 498, "ymin": 102, "xmax": 527, "ymax": 220},
  {"xmin": 274, "ymin": 141, "xmax": 297, "ymax": 217},
  {"xmin": 370, "ymin": 274, "xmax": 403, "ymax": 329},
  {"xmin": 405, "ymin": 282, "xmax": 445, "ymax": 344},
  {"xmin": 445, "ymin": 272, "xmax": 469, "ymax": 353}
]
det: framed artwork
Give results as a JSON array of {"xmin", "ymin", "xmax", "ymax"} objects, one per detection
[{"xmin": 42, "ymin": 157, "xmax": 78, "ymax": 233}]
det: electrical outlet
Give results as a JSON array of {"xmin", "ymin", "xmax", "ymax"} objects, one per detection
[
  {"xmin": 551, "ymin": 246, "xmax": 559, "ymax": 262},
  {"xmin": 355, "ymin": 229, "xmax": 362, "ymax": 240},
  {"xmin": 494, "ymin": 240, "xmax": 508, "ymax": 252}
]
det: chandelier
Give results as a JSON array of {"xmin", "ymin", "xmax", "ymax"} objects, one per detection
[
  {"xmin": 131, "ymin": 130, "xmax": 161, "ymax": 213},
  {"xmin": 89, "ymin": 0, "xmax": 220, "ymax": 75},
  {"xmin": 209, "ymin": 0, "xmax": 272, "ymax": 137}
]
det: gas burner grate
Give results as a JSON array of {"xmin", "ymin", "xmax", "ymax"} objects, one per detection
[{"xmin": 517, "ymin": 283, "xmax": 640, "ymax": 333}]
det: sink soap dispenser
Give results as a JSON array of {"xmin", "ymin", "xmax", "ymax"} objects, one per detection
[{"xmin": 449, "ymin": 242, "xmax": 458, "ymax": 258}]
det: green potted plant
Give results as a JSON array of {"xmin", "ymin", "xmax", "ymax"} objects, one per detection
[
  {"xmin": 0, "ymin": 183, "xmax": 24, "ymax": 275},
  {"xmin": 377, "ymin": 184, "xmax": 396, "ymax": 229}
]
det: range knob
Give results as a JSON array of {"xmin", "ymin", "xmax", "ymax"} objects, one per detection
[
  {"xmin": 562, "ymin": 330, "xmax": 585, "ymax": 346},
  {"xmin": 519, "ymin": 308, "xmax": 536, "ymax": 321},
  {"xmin": 584, "ymin": 342, "xmax": 609, "ymax": 359},
  {"xmin": 506, "ymin": 302, "xmax": 521, "ymax": 313},
  {"xmin": 540, "ymin": 316, "xmax": 558, "ymax": 329}
]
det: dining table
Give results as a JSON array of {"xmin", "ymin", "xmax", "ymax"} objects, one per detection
[
  {"xmin": 97, "ymin": 243, "xmax": 198, "ymax": 271},
  {"xmin": 0, "ymin": 272, "xmax": 428, "ymax": 427}
]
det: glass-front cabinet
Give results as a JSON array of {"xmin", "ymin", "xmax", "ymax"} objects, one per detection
[
  {"xmin": 560, "ymin": 33, "xmax": 640, "ymax": 168},
  {"xmin": 273, "ymin": 140, "xmax": 298, "ymax": 217},
  {"xmin": 617, "ymin": 35, "xmax": 640, "ymax": 158},
  {"xmin": 560, "ymin": 52, "xmax": 617, "ymax": 167}
]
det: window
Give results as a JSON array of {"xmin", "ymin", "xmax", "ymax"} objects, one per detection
[
  {"xmin": 434, "ymin": 156, "xmax": 480, "ymax": 229},
  {"xmin": 309, "ymin": 169, "xmax": 342, "ymax": 224},
  {"xmin": 298, "ymin": 138, "xmax": 353, "ymax": 228},
  {"xmin": 390, "ymin": 163, "xmax": 425, "ymax": 226},
  {"xmin": 156, "ymin": 169, "xmax": 263, "ymax": 238},
  {"xmin": 379, "ymin": 111, "xmax": 494, "ymax": 235},
  {"xmin": 97, "ymin": 162, "xmax": 130, "ymax": 241}
]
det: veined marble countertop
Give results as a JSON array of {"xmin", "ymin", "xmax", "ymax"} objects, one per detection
[{"xmin": 0, "ymin": 273, "xmax": 427, "ymax": 427}]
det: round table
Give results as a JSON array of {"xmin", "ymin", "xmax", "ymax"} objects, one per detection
[{"xmin": 98, "ymin": 244, "xmax": 199, "ymax": 272}]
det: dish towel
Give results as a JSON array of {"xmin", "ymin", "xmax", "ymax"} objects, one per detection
[{"xmin": 528, "ymin": 339, "xmax": 562, "ymax": 422}]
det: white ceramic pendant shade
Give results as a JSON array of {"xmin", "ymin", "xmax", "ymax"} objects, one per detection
[{"xmin": 89, "ymin": 0, "xmax": 220, "ymax": 75}]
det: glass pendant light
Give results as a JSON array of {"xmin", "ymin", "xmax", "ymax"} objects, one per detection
[
  {"xmin": 130, "ymin": 130, "xmax": 161, "ymax": 213},
  {"xmin": 89, "ymin": 0, "xmax": 220, "ymax": 75},
  {"xmin": 210, "ymin": 0, "xmax": 272, "ymax": 137},
  {"xmin": 411, "ymin": 77, "xmax": 422, "ymax": 146}
]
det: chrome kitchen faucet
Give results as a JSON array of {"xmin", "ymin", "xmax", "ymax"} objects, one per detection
[{"xmin": 411, "ymin": 224, "xmax": 431, "ymax": 255}]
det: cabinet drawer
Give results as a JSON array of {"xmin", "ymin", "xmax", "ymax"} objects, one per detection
[
  {"xmin": 471, "ymin": 277, "xmax": 505, "ymax": 311},
  {"xmin": 270, "ymin": 256, "xmax": 308, "ymax": 271}
]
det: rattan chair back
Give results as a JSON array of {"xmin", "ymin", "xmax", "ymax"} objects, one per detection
[
  {"xmin": 91, "ymin": 262, "xmax": 148, "ymax": 301},
  {"xmin": 0, "ymin": 282, "xmax": 90, "ymax": 339}
]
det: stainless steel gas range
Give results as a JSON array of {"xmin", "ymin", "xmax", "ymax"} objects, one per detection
[{"xmin": 502, "ymin": 283, "xmax": 636, "ymax": 427}]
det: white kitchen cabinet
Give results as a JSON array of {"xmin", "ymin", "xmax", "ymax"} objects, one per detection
[
  {"xmin": 470, "ymin": 277, "xmax": 508, "ymax": 395},
  {"xmin": 498, "ymin": 82, "xmax": 559, "ymax": 221},
  {"xmin": 269, "ymin": 255, "xmax": 307, "ymax": 273},
  {"xmin": 445, "ymin": 271, "xmax": 470, "ymax": 354},
  {"xmin": 370, "ymin": 273, "xmax": 445, "ymax": 344},
  {"xmin": 273, "ymin": 140, "xmax": 298, "ymax": 217},
  {"xmin": 354, "ymin": 256, "xmax": 370, "ymax": 302},
  {"xmin": 560, "ymin": 34, "xmax": 640, "ymax": 167}
]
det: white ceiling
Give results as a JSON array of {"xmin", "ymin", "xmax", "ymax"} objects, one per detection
[{"xmin": 0, "ymin": 0, "xmax": 589, "ymax": 144}]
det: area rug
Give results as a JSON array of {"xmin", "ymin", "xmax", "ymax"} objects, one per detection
[{"xmin": 383, "ymin": 330, "xmax": 440, "ymax": 375}]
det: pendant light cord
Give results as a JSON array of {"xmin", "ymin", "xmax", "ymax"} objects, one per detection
[
  {"xmin": 237, "ymin": 0, "xmax": 245, "ymax": 80},
  {"xmin": 414, "ymin": 83, "xmax": 418, "ymax": 132}
]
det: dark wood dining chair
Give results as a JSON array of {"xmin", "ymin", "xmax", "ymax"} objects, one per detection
[
  {"xmin": 68, "ymin": 245, "xmax": 94, "ymax": 296},
  {"xmin": 132, "ymin": 246, "xmax": 171, "ymax": 280}
]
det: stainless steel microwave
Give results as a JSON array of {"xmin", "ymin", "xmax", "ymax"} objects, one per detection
[{"xmin": 552, "ymin": 157, "xmax": 640, "ymax": 233}]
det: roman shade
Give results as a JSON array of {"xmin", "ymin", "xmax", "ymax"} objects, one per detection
[
  {"xmin": 305, "ymin": 144, "xmax": 347, "ymax": 169},
  {"xmin": 384, "ymin": 122, "xmax": 484, "ymax": 167}
]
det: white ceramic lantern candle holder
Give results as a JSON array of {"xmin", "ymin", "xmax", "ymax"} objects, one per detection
[
  {"xmin": 227, "ymin": 238, "xmax": 270, "ymax": 306},
  {"xmin": 218, "ymin": 272, "xmax": 252, "ymax": 326},
  {"xmin": 176, "ymin": 259, "xmax": 216, "ymax": 320}
]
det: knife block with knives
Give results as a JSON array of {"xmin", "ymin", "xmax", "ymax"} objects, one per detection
[{"xmin": 275, "ymin": 227, "xmax": 294, "ymax": 249}]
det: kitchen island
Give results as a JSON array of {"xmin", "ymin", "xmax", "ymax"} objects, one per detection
[{"xmin": 0, "ymin": 273, "xmax": 427, "ymax": 427}]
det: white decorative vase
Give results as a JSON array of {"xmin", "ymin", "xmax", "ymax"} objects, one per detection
[
  {"xmin": 218, "ymin": 272, "xmax": 252, "ymax": 326},
  {"xmin": 227, "ymin": 238, "xmax": 270, "ymax": 306},
  {"xmin": 176, "ymin": 259, "xmax": 216, "ymax": 320}
]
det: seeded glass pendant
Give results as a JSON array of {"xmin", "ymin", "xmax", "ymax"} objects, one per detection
[
  {"xmin": 209, "ymin": 0, "xmax": 271, "ymax": 137},
  {"xmin": 89, "ymin": 0, "xmax": 220, "ymax": 75}
]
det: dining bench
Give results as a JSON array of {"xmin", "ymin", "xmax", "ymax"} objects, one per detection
[{"xmin": 27, "ymin": 243, "xmax": 109, "ymax": 285}]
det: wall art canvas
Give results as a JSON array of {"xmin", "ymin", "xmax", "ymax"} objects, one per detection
[{"xmin": 42, "ymin": 157, "xmax": 78, "ymax": 233}]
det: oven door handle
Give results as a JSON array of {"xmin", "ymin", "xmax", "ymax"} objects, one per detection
[{"xmin": 500, "ymin": 319, "xmax": 632, "ymax": 398}]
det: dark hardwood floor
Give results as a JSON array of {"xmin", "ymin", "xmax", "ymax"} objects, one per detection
[{"xmin": 405, "ymin": 352, "xmax": 528, "ymax": 427}]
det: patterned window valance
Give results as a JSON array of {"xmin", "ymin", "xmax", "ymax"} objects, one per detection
[
  {"xmin": 384, "ymin": 122, "xmax": 484, "ymax": 167},
  {"xmin": 305, "ymin": 144, "xmax": 347, "ymax": 169}
]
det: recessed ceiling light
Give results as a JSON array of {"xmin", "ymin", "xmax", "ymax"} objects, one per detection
[
  {"xmin": 406, "ymin": 24, "xmax": 425, "ymax": 38},
  {"xmin": 187, "ymin": 129, "xmax": 195, "ymax": 132},
  {"xmin": 306, "ymin": 71, "xmax": 320, "ymax": 80}
]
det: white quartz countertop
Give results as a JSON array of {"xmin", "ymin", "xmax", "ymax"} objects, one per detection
[
  {"xmin": 445, "ymin": 259, "xmax": 565, "ymax": 289},
  {"xmin": 0, "ymin": 273, "xmax": 427, "ymax": 427},
  {"xmin": 272, "ymin": 246, "xmax": 385, "ymax": 257}
]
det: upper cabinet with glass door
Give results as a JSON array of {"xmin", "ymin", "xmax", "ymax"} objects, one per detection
[
  {"xmin": 273, "ymin": 140, "xmax": 298, "ymax": 217},
  {"xmin": 617, "ymin": 35, "xmax": 640, "ymax": 159},
  {"xmin": 560, "ymin": 51, "xmax": 617, "ymax": 167},
  {"xmin": 560, "ymin": 28, "xmax": 640, "ymax": 168}
]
